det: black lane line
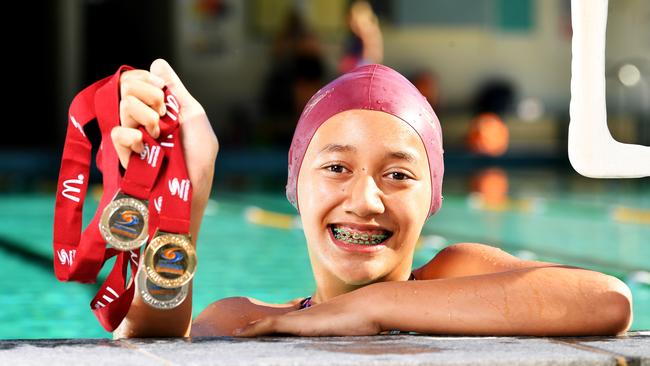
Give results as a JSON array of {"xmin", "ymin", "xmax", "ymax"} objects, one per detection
[
  {"xmin": 0, "ymin": 236, "xmax": 52, "ymax": 270},
  {"xmin": 0, "ymin": 235, "xmax": 102, "ymax": 292}
]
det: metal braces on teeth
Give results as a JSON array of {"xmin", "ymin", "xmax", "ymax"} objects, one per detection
[{"xmin": 332, "ymin": 226, "xmax": 389, "ymax": 245}]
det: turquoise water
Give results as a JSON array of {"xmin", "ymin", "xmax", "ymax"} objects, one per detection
[{"xmin": 0, "ymin": 170, "xmax": 648, "ymax": 339}]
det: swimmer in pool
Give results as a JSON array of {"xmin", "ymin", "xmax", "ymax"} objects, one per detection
[{"xmin": 111, "ymin": 59, "xmax": 632, "ymax": 339}]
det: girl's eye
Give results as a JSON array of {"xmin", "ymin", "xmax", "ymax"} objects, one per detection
[
  {"xmin": 325, "ymin": 164, "xmax": 346, "ymax": 173},
  {"xmin": 388, "ymin": 172, "xmax": 410, "ymax": 181},
  {"xmin": 323, "ymin": 165, "xmax": 411, "ymax": 180}
]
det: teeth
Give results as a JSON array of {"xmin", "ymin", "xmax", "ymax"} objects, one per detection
[{"xmin": 331, "ymin": 225, "xmax": 391, "ymax": 245}]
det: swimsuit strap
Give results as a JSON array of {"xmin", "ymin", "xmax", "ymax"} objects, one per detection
[
  {"xmin": 299, "ymin": 296, "xmax": 313, "ymax": 309},
  {"xmin": 299, "ymin": 272, "xmax": 416, "ymax": 310}
]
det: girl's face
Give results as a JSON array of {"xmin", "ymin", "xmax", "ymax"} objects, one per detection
[{"xmin": 297, "ymin": 109, "xmax": 432, "ymax": 285}]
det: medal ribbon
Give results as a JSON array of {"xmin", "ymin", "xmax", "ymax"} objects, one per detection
[
  {"xmin": 53, "ymin": 67, "xmax": 192, "ymax": 331},
  {"xmin": 54, "ymin": 66, "xmax": 131, "ymax": 283},
  {"xmin": 156, "ymin": 93, "xmax": 192, "ymax": 235},
  {"xmin": 120, "ymin": 131, "xmax": 164, "ymax": 200}
]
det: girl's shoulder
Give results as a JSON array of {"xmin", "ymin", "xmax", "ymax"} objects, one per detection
[
  {"xmin": 413, "ymin": 242, "xmax": 558, "ymax": 280},
  {"xmin": 191, "ymin": 296, "xmax": 300, "ymax": 337}
]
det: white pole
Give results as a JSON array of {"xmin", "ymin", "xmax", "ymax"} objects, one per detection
[{"xmin": 568, "ymin": 0, "xmax": 650, "ymax": 177}]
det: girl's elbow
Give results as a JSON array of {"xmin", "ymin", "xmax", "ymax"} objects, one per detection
[{"xmin": 599, "ymin": 276, "xmax": 634, "ymax": 335}]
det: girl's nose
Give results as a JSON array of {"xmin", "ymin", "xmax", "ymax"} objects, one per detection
[{"xmin": 342, "ymin": 174, "xmax": 385, "ymax": 217}]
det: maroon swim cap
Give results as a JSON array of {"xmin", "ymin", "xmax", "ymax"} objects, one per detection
[{"xmin": 286, "ymin": 64, "xmax": 444, "ymax": 219}]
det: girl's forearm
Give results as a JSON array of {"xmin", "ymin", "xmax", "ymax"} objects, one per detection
[
  {"xmin": 366, "ymin": 266, "xmax": 632, "ymax": 336},
  {"xmin": 114, "ymin": 283, "xmax": 194, "ymax": 338},
  {"xmin": 113, "ymin": 166, "xmax": 214, "ymax": 339}
]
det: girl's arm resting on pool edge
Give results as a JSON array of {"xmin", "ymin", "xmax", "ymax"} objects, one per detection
[
  {"xmin": 112, "ymin": 162, "xmax": 215, "ymax": 339},
  {"xmin": 367, "ymin": 265, "xmax": 633, "ymax": 336},
  {"xmin": 231, "ymin": 263, "xmax": 632, "ymax": 338}
]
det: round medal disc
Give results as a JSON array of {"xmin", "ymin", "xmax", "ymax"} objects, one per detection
[
  {"xmin": 99, "ymin": 197, "xmax": 149, "ymax": 251},
  {"xmin": 137, "ymin": 265, "xmax": 188, "ymax": 310},
  {"xmin": 143, "ymin": 233, "xmax": 196, "ymax": 288}
]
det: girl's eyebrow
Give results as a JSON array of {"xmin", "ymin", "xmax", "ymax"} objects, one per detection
[
  {"xmin": 318, "ymin": 143, "xmax": 417, "ymax": 163},
  {"xmin": 387, "ymin": 150, "xmax": 416, "ymax": 164},
  {"xmin": 318, "ymin": 143, "xmax": 357, "ymax": 154}
]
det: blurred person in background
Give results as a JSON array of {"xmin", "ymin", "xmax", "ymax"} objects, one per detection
[
  {"xmin": 257, "ymin": 0, "xmax": 384, "ymax": 149},
  {"xmin": 259, "ymin": 7, "xmax": 326, "ymax": 147},
  {"xmin": 466, "ymin": 80, "xmax": 514, "ymax": 205},
  {"xmin": 339, "ymin": 0, "xmax": 384, "ymax": 74},
  {"xmin": 466, "ymin": 80, "xmax": 513, "ymax": 157}
]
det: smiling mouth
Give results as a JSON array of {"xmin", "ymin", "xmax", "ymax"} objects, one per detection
[{"xmin": 327, "ymin": 224, "xmax": 393, "ymax": 246}]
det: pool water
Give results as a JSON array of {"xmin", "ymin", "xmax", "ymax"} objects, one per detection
[{"xmin": 0, "ymin": 170, "xmax": 648, "ymax": 339}]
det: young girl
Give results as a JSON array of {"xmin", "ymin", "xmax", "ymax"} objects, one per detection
[{"xmin": 112, "ymin": 59, "xmax": 632, "ymax": 339}]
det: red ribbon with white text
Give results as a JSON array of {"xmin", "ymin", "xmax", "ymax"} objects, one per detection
[{"xmin": 53, "ymin": 66, "xmax": 192, "ymax": 331}]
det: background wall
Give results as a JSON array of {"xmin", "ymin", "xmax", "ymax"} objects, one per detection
[
  {"xmin": 1, "ymin": 0, "xmax": 648, "ymax": 189},
  {"xmin": 166, "ymin": 0, "xmax": 649, "ymax": 147}
]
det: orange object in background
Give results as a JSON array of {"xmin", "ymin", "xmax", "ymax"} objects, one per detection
[
  {"xmin": 412, "ymin": 70, "xmax": 440, "ymax": 110},
  {"xmin": 466, "ymin": 112, "xmax": 509, "ymax": 156},
  {"xmin": 470, "ymin": 168, "xmax": 509, "ymax": 205}
]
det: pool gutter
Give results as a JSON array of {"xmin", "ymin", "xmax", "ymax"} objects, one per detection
[{"xmin": 1, "ymin": 331, "xmax": 648, "ymax": 365}]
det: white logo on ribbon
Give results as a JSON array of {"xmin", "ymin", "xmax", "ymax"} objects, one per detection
[
  {"xmin": 139, "ymin": 143, "xmax": 160, "ymax": 168},
  {"xmin": 57, "ymin": 249, "xmax": 76, "ymax": 266},
  {"xmin": 62, "ymin": 174, "xmax": 84, "ymax": 203},
  {"xmin": 165, "ymin": 94, "xmax": 180, "ymax": 122},
  {"xmin": 70, "ymin": 115, "xmax": 86, "ymax": 137},
  {"xmin": 168, "ymin": 178, "xmax": 190, "ymax": 202},
  {"xmin": 129, "ymin": 250, "xmax": 139, "ymax": 266},
  {"xmin": 93, "ymin": 286, "xmax": 120, "ymax": 309},
  {"xmin": 154, "ymin": 196, "xmax": 163, "ymax": 213},
  {"xmin": 161, "ymin": 134, "xmax": 174, "ymax": 148}
]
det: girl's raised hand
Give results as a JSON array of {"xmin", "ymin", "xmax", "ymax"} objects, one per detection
[{"xmin": 112, "ymin": 59, "xmax": 219, "ymax": 182}]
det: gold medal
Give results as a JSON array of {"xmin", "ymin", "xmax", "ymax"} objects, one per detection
[
  {"xmin": 143, "ymin": 231, "xmax": 196, "ymax": 288},
  {"xmin": 99, "ymin": 192, "xmax": 149, "ymax": 251},
  {"xmin": 137, "ymin": 265, "xmax": 188, "ymax": 309}
]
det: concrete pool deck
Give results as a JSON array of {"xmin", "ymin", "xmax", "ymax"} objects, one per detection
[{"xmin": 1, "ymin": 331, "xmax": 648, "ymax": 366}]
